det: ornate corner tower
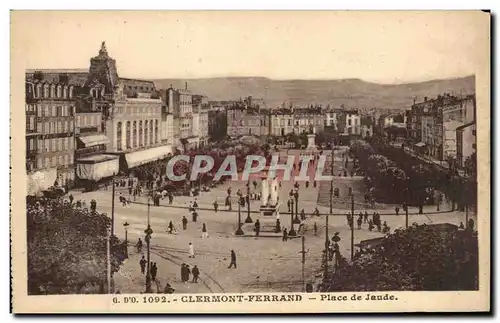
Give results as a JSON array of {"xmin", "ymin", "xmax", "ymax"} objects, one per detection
[{"xmin": 85, "ymin": 41, "xmax": 119, "ymax": 95}]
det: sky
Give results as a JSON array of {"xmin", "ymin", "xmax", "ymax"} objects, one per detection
[{"xmin": 11, "ymin": 11, "xmax": 489, "ymax": 84}]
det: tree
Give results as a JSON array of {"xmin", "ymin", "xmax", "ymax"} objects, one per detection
[
  {"xmin": 27, "ymin": 199, "xmax": 126, "ymax": 295},
  {"xmin": 325, "ymin": 224, "xmax": 478, "ymax": 291}
]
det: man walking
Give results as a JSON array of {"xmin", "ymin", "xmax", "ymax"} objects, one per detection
[
  {"xmin": 139, "ymin": 255, "xmax": 146, "ymax": 274},
  {"xmin": 192, "ymin": 265, "xmax": 200, "ymax": 283},
  {"xmin": 254, "ymin": 219, "xmax": 261, "ymax": 237},
  {"xmin": 150, "ymin": 262, "xmax": 157, "ymax": 281},
  {"xmin": 228, "ymin": 250, "xmax": 237, "ymax": 269},
  {"xmin": 201, "ymin": 223, "xmax": 209, "ymax": 239},
  {"xmin": 182, "ymin": 216, "xmax": 188, "ymax": 230}
]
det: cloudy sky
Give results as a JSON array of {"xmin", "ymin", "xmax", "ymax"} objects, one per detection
[{"xmin": 12, "ymin": 11, "xmax": 489, "ymax": 84}]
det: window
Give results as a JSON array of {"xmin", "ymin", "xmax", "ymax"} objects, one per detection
[
  {"xmin": 126, "ymin": 121, "xmax": 131, "ymax": 149},
  {"xmin": 51, "ymin": 156, "xmax": 57, "ymax": 167},
  {"xmin": 116, "ymin": 122, "xmax": 123, "ymax": 151},
  {"xmin": 58, "ymin": 155, "xmax": 63, "ymax": 165},
  {"xmin": 132, "ymin": 121, "xmax": 137, "ymax": 147},
  {"xmin": 36, "ymin": 84, "xmax": 42, "ymax": 98},
  {"xmin": 155, "ymin": 120, "xmax": 159, "ymax": 143},
  {"xmin": 63, "ymin": 86, "xmax": 68, "ymax": 98},
  {"xmin": 144, "ymin": 120, "xmax": 149, "ymax": 146},
  {"xmin": 69, "ymin": 86, "xmax": 73, "ymax": 98},
  {"xmin": 50, "ymin": 85, "xmax": 55, "ymax": 98},
  {"xmin": 57, "ymin": 85, "xmax": 62, "ymax": 98},
  {"xmin": 139, "ymin": 121, "xmax": 143, "ymax": 146},
  {"xmin": 348, "ymin": 119, "xmax": 352, "ymax": 126},
  {"xmin": 43, "ymin": 84, "xmax": 49, "ymax": 98},
  {"xmin": 150, "ymin": 120, "xmax": 154, "ymax": 144},
  {"xmin": 44, "ymin": 157, "xmax": 49, "ymax": 168}
]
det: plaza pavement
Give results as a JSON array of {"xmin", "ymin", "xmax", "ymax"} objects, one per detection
[{"xmin": 68, "ymin": 149, "xmax": 477, "ymax": 294}]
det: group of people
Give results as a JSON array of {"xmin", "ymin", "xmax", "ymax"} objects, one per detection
[
  {"xmin": 139, "ymin": 255, "xmax": 158, "ymax": 281},
  {"xmin": 180, "ymin": 263, "xmax": 200, "ymax": 283},
  {"xmin": 347, "ymin": 211, "xmax": 390, "ymax": 233}
]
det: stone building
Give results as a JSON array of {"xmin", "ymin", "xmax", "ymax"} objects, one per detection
[
  {"xmin": 456, "ymin": 122, "xmax": 476, "ymax": 168},
  {"xmin": 407, "ymin": 94, "xmax": 475, "ymax": 160},
  {"xmin": 227, "ymin": 104, "xmax": 270, "ymax": 137},
  {"xmin": 25, "ymin": 78, "xmax": 77, "ymax": 194}
]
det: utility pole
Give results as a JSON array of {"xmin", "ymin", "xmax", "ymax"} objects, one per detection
[
  {"xmin": 465, "ymin": 203, "xmax": 469, "ymax": 226},
  {"xmin": 111, "ymin": 172, "xmax": 116, "ymax": 236},
  {"xmin": 350, "ymin": 194, "xmax": 354, "ymax": 261},
  {"xmin": 145, "ymin": 195, "xmax": 153, "ymax": 293},
  {"xmin": 289, "ymin": 198, "xmax": 297, "ymax": 236},
  {"xmin": 330, "ymin": 148, "xmax": 334, "ymax": 214},
  {"xmin": 106, "ymin": 230, "xmax": 111, "ymax": 294},
  {"xmin": 301, "ymin": 236, "xmax": 306, "ymax": 292}
]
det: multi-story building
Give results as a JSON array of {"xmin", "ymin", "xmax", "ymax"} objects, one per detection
[
  {"xmin": 336, "ymin": 110, "xmax": 360, "ymax": 136},
  {"xmin": 74, "ymin": 94, "xmax": 119, "ymax": 184},
  {"xmin": 192, "ymin": 94, "xmax": 210, "ymax": 148},
  {"xmin": 456, "ymin": 122, "xmax": 476, "ymax": 168},
  {"xmin": 292, "ymin": 107, "xmax": 324, "ymax": 134},
  {"xmin": 227, "ymin": 101, "xmax": 270, "ymax": 137},
  {"xmin": 84, "ymin": 42, "xmax": 171, "ymax": 170},
  {"xmin": 270, "ymin": 108, "xmax": 294, "ymax": 137},
  {"xmin": 324, "ymin": 108, "xmax": 340, "ymax": 130},
  {"xmin": 407, "ymin": 94, "xmax": 475, "ymax": 160},
  {"xmin": 207, "ymin": 106, "xmax": 227, "ymax": 142},
  {"xmin": 360, "ymin": 116, "xmax": 374, "ymax": 138},
  {"xmin": 25, "ymin": 78, "xmax": 77, "ymax": 195}
]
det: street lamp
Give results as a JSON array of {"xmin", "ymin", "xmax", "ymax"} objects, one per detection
[
  {"xmin": 293, "ymin": 190, "xmax": 300, "ymax": 224},
  {"xmin": 144, "ymin": 196, "xmax": 153, "ymax": 293},
  {"xmin": 289, "ymin": 198, "xmax": 297, "ymax": 236},
  {"xmin": 244, "ymin": 179, "xmax": 253, "ymax": 223},
  {"xmin": 235, "ymin": 199, "xmax": 244, "ymax": 235},
  {"xmin": 123, "ymin": 222, "xmax": 130, "ymax": 259}
]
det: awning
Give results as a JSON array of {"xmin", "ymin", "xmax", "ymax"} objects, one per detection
[
  {"xmin": 76, "ymin": 154, "xmax": 119, "ymax": 181},
  {"xmin": 415, "ymin": 142, "xmax": 426, "ymax": 147},
  {"xmin": 125, "ymin": 145, "xmax": 173, "ymax": 169},
  {"xmin": 78, "ymin": 134, "xmax": 109, "ymax": 147}
]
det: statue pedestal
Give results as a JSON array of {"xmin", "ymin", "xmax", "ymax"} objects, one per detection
[{"xmin": 307, "ymin": 134, "xmax": 317, "ymax": 149}]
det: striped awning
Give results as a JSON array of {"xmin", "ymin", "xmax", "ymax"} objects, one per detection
[{"xmin": 78, "ymin": 134, "xmax": 109, "ymax": 147}]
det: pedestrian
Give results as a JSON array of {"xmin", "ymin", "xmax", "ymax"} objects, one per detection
[
  {"xmin": 191, "ymin": 265, "xmax": 200, "ymax": 283},
  {"xmin": 275, "ymin": 219, "xmax": 281, "ymax": 233},
  {"xmin": 357, "ymin": 215, "xmax": 362, "ymax": 229},
  {"xmin": 213, "ymin": 200, "xmax": 218, "ymax": 213},
  {"xmin": 185, "ymin": 264, "xmax": 191, "ymax": 282},
  {"xmin": 300, "ymin": 209, "xmax": 306, "ymax": 220},
  {"xmin": 168, "ymin": 193, "xmax": 173, "ymax": 205},
  {"xmin": 192, "ymin": 210, "xmax": 198, "ymax": 223},
  {"xmin": 139, "ymin": 255, "xmax": 146, "ymax": 274},
  {"xmin": 202, "ymin": 223, "xmax": 209, "ymax": 239},
  {"xmin": 151, "ymin": 262, "xmax": 157, "ymax": 281},
  {"xmin": 188, "ymin": 242, "xmax": 195, "ymax": 258},
  {"xmin": 364, "ymin": 211, "xmax": 368, "ymax": 223},
  {"xmin": 228, "ymin": 250, "xmax": 237, "ymax": 269},
  {"xmin": 168, "ymin": 221, "xmax": 174, "ymax": 234},
  {"xmin": 395, "ymin": 206, "xmax": 400, "ymax": 216},
  {"xmin": 182, "ymin": 216, "xmax": 188, "ymax": 230},
  {"xmin": 459, "ymin": 222, "xmax": 465, "ymax": 229},
  {"xmin": 314, "ymin": 222, "xmax": 318, "ymax": 236},
  {"xmin": 193, "ymin": 199, "xmax": 198, "ymax": 209},
  {"xmin": 180, "ymin": 263, "xmax": 186, "ymax": 283},
  {"xmin": 368, "ymin": 219, "xmax": 374, "ymax": 232},
  {"xmin": 282, "ymin": 228, "xmax": 288, "ymax": 242},
  {"xmin": 254, "ymin": 219, "xmax": 260, "ymax": 237},
  {"xmin": 68, "ymin": 194, "xmax": 74, "ymax": 204},
  {"xmin": 313, "ymin": 180, "xmax": 317, "ymax": 188},
  {"xmin": 287, "ymin": 199, "xmax": 291, "ymax": 212}
]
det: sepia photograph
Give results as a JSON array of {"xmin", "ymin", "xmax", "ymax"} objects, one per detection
[{"xmin": 10, "ymin": 10, "xmax": 490, "ymax": 313}]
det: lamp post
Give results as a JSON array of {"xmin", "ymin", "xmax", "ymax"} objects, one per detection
[
  {"xmin": 293, "ymin": 189, "xmax": 300, "ymax": 224},
  {"xmin": 350, "ymin": 194, "xmax": 355, "ymax": 261},
  {"xmin": 123, "ymin": 222, "xmax": 130, "ymax": 259},
  {"xmin": 245, "ymin": 179, "xmax": 253, "ymax": 223},
  {"xmin": 289, "ymin": 198, "xmax": 297, "ymax": 236},
  {"xmin": 144, "ymin": 196, "xmax": 153, "ymax": 293},
  {"xmin": 235, "ymin": 200, "xmax": 244, "ymax": 235}
]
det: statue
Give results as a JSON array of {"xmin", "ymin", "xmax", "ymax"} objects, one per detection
[{"xmin": 99, "ymin": 41, "xmax": 108, "ymax": 56}]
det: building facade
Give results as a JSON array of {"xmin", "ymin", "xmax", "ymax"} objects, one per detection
[
  {"xmin": 207, "ymin": 107, "xmax": 227, "ymax": 141},
  {"xmin": 25, "ymin": 78, "xmax": 77, "ymax": 194},
  {"xmin": 407, "ymin": 94, "xmax": 476, "ymax": 160},
  {"xmin": 456, "ymin": 122, "xmax": 476, "ymax": 168},
  {"xmin": 227, "ymin": 105, "xmax": 270, "ymax": 137}
]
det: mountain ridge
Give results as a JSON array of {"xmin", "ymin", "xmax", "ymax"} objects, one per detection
[{"xmin": 152, "ymin": 75, "xmax": 475, "ymax": 110}]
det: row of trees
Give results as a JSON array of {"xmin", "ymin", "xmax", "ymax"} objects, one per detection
[
  {"xmin": 27, "ymin": 199, "xmax": 126, "ymax": 294},
  {"xmin": 325, "ymin": 224, "xmax": 478, "ymax": 291},
  {"xmin": 350, "ymin": 140, "xmax": 410, "ymax": 204},
  {"xmin": 364, "ymin": 137, "xmax": 477, "ymax": 209}
]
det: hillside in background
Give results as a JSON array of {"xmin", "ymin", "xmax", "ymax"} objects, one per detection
[{"xmin": 153, "ymin": 75, "xmax": 475, "ymax": 110}]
